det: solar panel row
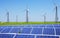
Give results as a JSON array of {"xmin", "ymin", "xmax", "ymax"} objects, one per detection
[
  {"xmin": 0, "ymin": 34, "xmax": 59, "ymax": 38},
  {"xmin": 15, "ymin": 35, "xmax": 34, "ymax": 38},
  {"xmin": 0, "ymin": 24, "xmax": 60, "ymax": 35},
  {"xmin": 0, "ymin": 24, "xmax": 60, "ymax": 38},
  {"xmin": 36, "ymin": 36, "xmax": 59, "ymax": 38}
]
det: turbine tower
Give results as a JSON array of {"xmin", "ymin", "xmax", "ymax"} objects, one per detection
[
  {"xmin": 26, "ymin": 7, "xmax": 29, "ymax": 23},
  {"xmin": 26, "ymin": 9, "xmax": 28, "ymax": 23},
  {"xmin": 44, "ymin": 15, "xmax": 46, "ymax": 23},
  {"xmin": 7, "ymin": 12, "xmax": 9, "ymax": 22},
  {"xmin": 55, "ymin": 6, "xmax": 58, "ymax": 23},
  {"xmin": 43, "ymin": 13, "xmax": 46, "ymax": 23}
]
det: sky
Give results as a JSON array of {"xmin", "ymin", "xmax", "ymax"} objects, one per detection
[{"xmin": 0, "ymin": 0, "xmax": 60, "ymax": 22}]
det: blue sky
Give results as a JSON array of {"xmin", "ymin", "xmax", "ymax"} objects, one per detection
[{"xmin": 0, "ymin": 0, "xmax": 60, "ymax": 22}]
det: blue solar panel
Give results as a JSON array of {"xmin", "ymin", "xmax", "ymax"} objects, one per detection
[
  {"xmin": 15, "ymin": 35, "xmax": 34, "ymax": 38},
  {"xmin": 39, "ymin": 24, "xmax": 45, "ymax": 27},
  {"xmin": 46, "ymin": 24, "xmax": 53, "ymax": 28},
  {"xmin": 54, "ymin": 24, "xmax": 60, "ymax": 28},
  {"xmin": 56, "ymin": 28, "xmax": 60, "ymax": 35},
  {"xmin": 21, "ymin": 28, "xmax": 32, "ymax": 34},
  {"xmin": 0, "ymin": 27, "xmax": 3, "ymax": 32},
  {"xmin": 32, "ymin": 24, "xmax": 45, "ymax": 27},
  {"xmin": 31, "ymin": 28, "xmax": 42, "ymax": 34},
  {"xmin": 43, "ymin": 28, "xmax": 55, "ymax": 35},
  {"xmin": 36, "ymin": 36, "xmax": 59, "ymax": 38},
  {"xmin": 0, "ymin": 34, "xmax": 14, "ymax": 38},
  {"xmin": 1, "ymin": 28, "xmax": 11, "ymax": 33},
  {"xmin": 10, "ymin": 28, "xmax": 21, "ymax": 33}
]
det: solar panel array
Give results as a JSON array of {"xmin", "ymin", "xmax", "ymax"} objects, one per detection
[{"xmin": 0, "ymin": 24, "xmax": 60, "ymax": 38}]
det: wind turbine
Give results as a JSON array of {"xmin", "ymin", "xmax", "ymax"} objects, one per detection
[
  {"xmin": 52, "ymin": 0, "xmax": 60, "ymax": 23},
  {"xmin": 26, "ymin": 6, "xmax": 29, "ymax": 23}
]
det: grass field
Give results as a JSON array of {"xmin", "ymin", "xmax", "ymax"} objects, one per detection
[{"xmin": 0, "ymin": 22, "xmax": 60, "ymax": 26}]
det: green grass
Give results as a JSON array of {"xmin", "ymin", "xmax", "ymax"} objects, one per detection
[{"xmin": 0, "ymin": 22, "xmax": 60, "ymax": 26}]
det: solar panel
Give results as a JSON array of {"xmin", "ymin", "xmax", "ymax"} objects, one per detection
[
  {"xmin": 43, "ymin": 28, "xmax": 55, "ymax": 35},
  {"xmin": 15, "ymin": 35, "xmax": 34, "ymax": 38},
  {"xmin": 21, "ymin": 28, "xmax": 32, "ymax": 34},
  {"xmin": 56, "ymin": 28, "xmax": 60, "ymax": 35},
  {"xmin": 10, "ymin": 28, "xmax": 21, "ymax": 33},
  {"xmin": 46, "ymin": 24, "xmax": 53, "ymax": 28},
  {"xmin": 0, "ymin": 34, "xmax": 14, "ymax": 38},
  {"xmin": 39, "ymin": 24, "xmax": 45, "ymax": 27},
  {"xmin": 0, "ymin": 27, "xmax": 4, "ymax": 32},
  {"xmin": 31, "ymin": 28, "xmax": 42, "ymax": 34},
  {"xmin": 54, "ymin": 24, "xmax": 60, "ymax": 28},
  {"xmin": 32, "ymin": 24, "xmax": 45, "ymax": 27},
  {"xmin": 36, "ymin": 36, "xmax": 59, "ymax": 38},
  {"xmin": 1, "ymin": 28, "xmax": 11, "ymax": 33}
]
